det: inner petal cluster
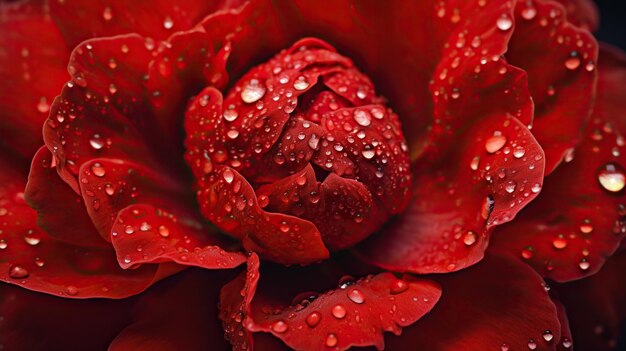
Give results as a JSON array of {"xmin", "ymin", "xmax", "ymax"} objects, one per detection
[{"xmin": 184, "ymin": 38, "xmax": 411, "ymax": 262}]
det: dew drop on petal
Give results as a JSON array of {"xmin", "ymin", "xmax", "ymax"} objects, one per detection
[
  {"xmin": 223, "ymin": 169, "xmax": 235, "ymax": 184},
  {"xmin": 271, "ymin": 320, "xmax": 288, "ymax": 333},
  {"xmin": 597, "ymin": 163, "xmax": 625, "ymax": 192},
  {"xmin": 241, "ymin": 79, "xmax": 266, "ymax": 103},
  {"xmin": 305, "ymin": 312, "xmax": 321, "ymax": 327},
  {"xmin": 496, "ymin": 15, "xmax": 513, "ymax": 31},
  {"xmin": 158, "ymin": 225, "xmax": 170, "ymax": 238},
  {"xmin": 331, "ymin": 304, "xmax": 346, "ymax": 319},
  {"xmin": 9, "ymin": 265, "xmax": 29, "ymax": 279},
  {"xmin": 89, "ymin": 134, "xmax": 105, "ymax": 150},
  {"xmin": 163, "ymin": 16, "xmax": 174, "ymax": 29},
  {"xmin": 293, "ymin": 76, "xmax": 310, "ymax": 91},
  {"xmin": 463, "ymin": 231, "xmax": 477, "ymax": 246},
  {"xmin": 347, "ymin": 288, "xmax": 365, "ymax": 304},
  {"xmin": 565, "ymin": 52, "xmax": 581, "ymax": 70},
  {"xmin": 485, "ymin": 135, "xmax": 507, "ymax": 153},
  {"xmin": 542, "ymin": 330, "xmax": 553, "ymax": 342},
  {"xmin": 91, "ymin": 162, "xmax": 106, "ymax": 177},
  {"xmin": 325, "ymin": 333, "xmax": 338, "ymax": 348}
]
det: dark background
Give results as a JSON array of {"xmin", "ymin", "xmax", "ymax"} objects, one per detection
[
  {"xmin": 594, "ymin": 1, "xmax": 626, "ymax": 350},
  {"xmin": 595, "ymin": 0, "xmax": 626, "ymax": 50}
]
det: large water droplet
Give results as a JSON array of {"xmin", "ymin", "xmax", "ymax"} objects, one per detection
[
  {"xmin": 223, "ymin": 109, "xmax": 239, "ymax": 122},
  {"xmin": 597, "ymin": 162, "xmax": 625, "ymax": 192},
  {"xmin": 223, "ymin": 169, "xmax": 235, "ymax": 184},
  {"xmin": 485, "ymin": 134, "xmax": 507, "ymax": 153},
  {"xmin": 91, "ymin": 162, "xmax": 106, "ymax": 177},
  {"xmin": 271, "ymin": 320, "xmax": 288, "ymax": 333},
  {"xmin": 305, "ymin": 311, "xmax": 321, "ymax": 327},
  {"xmin": 293, "ymin": 76, "xmax": 310, "ymax": 91},
  {"xmin": 325, "ymin": 333, "xmax": 338, "ymax": 348},
  {"xmin": 9, "ymin": 265, "xmax": 29, "ymax": 279},
  {"xmin": 158, "ymin": 225, "xmax": 170, "ymax": 238},
  {"xmin": 353, "ymin": 110, "xmax": 372, "ymax": 127},
  {"xmin": 89, "ymin": 134, "xmax": 105, "ymax": 150},
  {"xmin": 241, "ymin": 79, "xmax": 266, "ymax": 103},
  {"xmin": 331, "ymin": 304, "xmax": 346, "ymax": 319},
  {"xmin": 542, "ymin": 330, "xmax": 554, "ymax": 342},
  {"xmin": 496, "ymin": 15, "xmax": 513, "ymax": 31},
  {"xmin": 347, "ymin": 288, "xmax": 365, "ymax": 304},
  {"xmin": 463, "ymin": 231, "xmax": 477, "ymax": 246},
  {"xmin": 565, "ymin": 52, "xmax": 581, "ymax": 70},
  {"xmin": 552, "ymin": 236, "xmax": 568, "ymax": 250},
  {"xmin": 163, "ymin": 16, "xmax": 174, "ymax": 29},
  {"xmin": 390, "ymin": 279, "xmax": 409, "ymax": 294}
]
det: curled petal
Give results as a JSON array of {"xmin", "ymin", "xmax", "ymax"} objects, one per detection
[
  {"xmin": 0, "ymin": 153, "xmax": 174, "ymax": 298},
  {"xmin": 111, "ymin": 204, "xmax": 245, "ymax": 269},
  {"xmin": 385, "ymin": 253, "xmax": 562, "ymax": 351},
  {"xmin": 198, "ymin": 167, "xmax": 329, "ymax": 265},
  {"xmin": 507, "ymin": 0, "xmax": 599, "ymax": 173},
  {"xmin": 491, "ymin": 46, "xmax": 626, "ymax": 282},
  {"xmin": 220, "ymin": 255, "xmax": 441, "ymax": 351},
  {"xmin": 359, "ymin": 114, "xmax": 545, "ymax": 273}
]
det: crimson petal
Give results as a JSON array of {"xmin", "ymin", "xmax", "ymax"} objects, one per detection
[
  {"xmin": 48, "ymin": 0, "xmax": 244, "ymax": 49},
  {"xmin": 0, "ymin": 1, "xmax": 69, "ymax": 161},
  {"xmin": 507, "ymin": 0, "xmax": 599, "ymax": 174},
  {"xmin": 359, "ymin": 114, "xmax": 545, "ymax": 273},
  {"xmin": 111, "ymin": 203, "xmax": 245, "ymax": 269},
  {"xmin": 384, "ymin": 253, "xmax": 562, "ymax": 351},
  {"xmin": 0, "ymin": 152, "xmax": 175, "ymax": 298},
  {"xmin": 25, "ymin": 147, "xmax": 109, "ymax": 248},
  {"xmin": 198, "ymin": 167, "xmax": 329, "ymax": 265},
  {"xmin": 555, "ymin": 252, "xmax": 626, "ymax": 350},
  {"xmin": 553, "ymin": 0, "xmax": 599, "ymax": 31},
  {"xmin": 490, "ymin": 46, "xmax": 626, "ymax": 282},
  {"xmin": 220, "ymin": 254, "xmax": 441, "ymax": 351}
]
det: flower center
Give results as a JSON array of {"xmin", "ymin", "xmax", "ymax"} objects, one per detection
[{"xmin": 185, "ymin": 38, "xmax": 411, "ymax": 253}]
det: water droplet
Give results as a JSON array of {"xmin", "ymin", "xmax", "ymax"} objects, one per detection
[
  {"xmin": 325, "ymin": 333, "xmax": 338, "ymax": 348},
  {"xmin": 163, "ymin": 16, "xmax": 174, "ymax": 29},
  {"xmin": 37, "ymin": 97, "xmax": 50, "ymax": 114},
  {"xmin": 485, "ymin": 134, "xmax": 507, "ymax": 153},
  {"xmin": 527, "ymin": 339, "xmax": 537, "ymax": 350},
  {"xmin": 331, "ymin": 304, "xmax": 346, "ymax": 319},
  {"xmin": 91, "ymin": 162, "xmax": 106, "ymax": 177},
  {"xmin": 521, "ymin": 6, "xmax": 537, "ymax": 20},
  {"xmin": 271, "ymin": 320, "xmax": 288, "ymax": 333},
  {"xmin": 24, "ymin": 233, "xmax": 41, "ymax": 246},
  {"xmin": 513, "ymin": 146, "xmax": 526, "ymax": 158},
  {"xmin": 579, "ymin": 221, "xmax": 594, "ymax": 234},
  {"xmin": 293, "ymin": 76, "xmax": 310, "ymax": 91},
  {"xmin": 597, "ymin": 162, "xmax": 625, "ymax": 192},
  {"xmin": 562, "ymin": 338, "xmax": 572, "ymax": 348},
  {"xmin": 531, "ymin": 183, "xmax": 541, "ymax": 193},
  {"xmin": 102, "ymin": 6, "xmax": 113, "ymax": 20},
  {"xmin": 241, "ymin": 79, "xmax": 266, "ymax": 103},
  {"xmin": 89, "ymin": 134, "xmax": 105, "ymax": 150},
  {"xmin": 356, "ymin": 88, "xmax": 367, "ymax": 99},
  {"xmin": 463, "ymin": 231, "xmax": 477, "ymax": 246},
  {"xmin": 308, "ymin": 134, "xmax": 320, "ymax": 149},
  {"xmin": 578, "ymin": 258, "xmax": 590, "ymax": 270},
  {"xmin": 223, "ymin": 169, "xmax": 235, "ymax": 184},
  {"xmin": 390, "ymin": 279, "xmax": 409, "ymax": 294},
  {"xmin": 565, "ymin": 52, "xmax": 581, "ymax": 70},
  {"xmin": 505, "ymin": 181, "xmax": 517, "ymax": 193},
  {"xmin": 227, "ymin": 129, "xmax": 240, "ymax": 139},
  {"xmin": 279, "ymin": 222, "xmax": 290, "ymax": 233},
  {"xmin": 66, "ymin": 285, "xmax": 78, "ymax": 296},
  {"xmin": 223, "ymin": 109, "xmax": 239, "ymax": 122},
  {"xmin": 542, "ymin": 330, "xmax": 553, "ymax": 342},
  {"xmin": 496, "ymin": 15, "xmax": 513, "ymax": 31},
  {"xmin": 34, "ymin": 257, "xmax": 45, "ymax": 267},
  {"xmin": 347, "ymin": 288, "xmax": 365, "ymax": 304},
  {"xmin": 521, "ymin": 246, "xmax": 534, "ymax": 260},
  {"xmin": 124, "ymin": 225, "xmax": 135, "ymax": 234},
  {"xmin": 552, "ymin": 236, "xmax": 567, "ymax": 250},
  {"xmin": 361, "ymin": 149, "xmax": 375, "ymax": 159},
  {"xmin": 0, "ymin": 240, "xmax": 7, "ymax": 250},
  {"xmin": 158, "ymin": 225, "xmax": 170, "ymax": 238},
  {"xmin": 9, "ymin": 265, "xmax": 29, "ymax": 279},
  {"xmin": 470, "ymin": 156, "xmax": 480, "ymax": 170},
  {"xmin": 305, "ymin": 312, "xmax": 321, "ymax": 327},
  {"xmin": 501, "ymin": 343, "xmax": 510, "ymax": 351},
  {"xmin": 258, "ymin": 195, "xmax": 269, "ymax": 208},
  {"xmin": 353, "ymin": 110, "xmax": 372, "ymax": 127},
  {"xmin": 296, "ymin": 173, "xmax": 307, "ymax": 186}
]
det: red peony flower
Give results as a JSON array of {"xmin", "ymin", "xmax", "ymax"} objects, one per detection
[{"xmin": 0, "ymin": 0, "xmax": 624, "ymax": 350}]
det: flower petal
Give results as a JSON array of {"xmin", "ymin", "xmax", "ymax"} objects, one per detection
[
  {"xmin": 555, "ymin": 252, "xmax": 626, "ymax": 350},
  {"xmin": 25, "ymin": 147, "xmax": 109, "ymax": 248},
  {"xmin": 507, "ymin": 0, "xmax": 599, "ymax": 174},
  {"xmin": 384, "ymin": 253, "xmax": 562, "ymax": 351},
  {"xmin": 358, "ymin": 114, "xmax": 545, "ymax": 273},
  {"xmin": 220, "ymin": 254, "xmax": 441, "ymax": 351},
  {"xmin": 0, "ymin": 152, "xmax": 175, "ymax": 298},
  {"xmin": 490, "ymin": 46, "xmax": 626, "ymax": 282},
  {"xmin": 0, "ymin": 1, "xmax": 69, "ymax": 160},
  {"xmin": 48, "ymin": 0, "xmax": 243, "ymax": 48},
  {"xmin": 198, "ymin": 167, "xmax": 329, "ymax": 265},
  {"xmin": 553, "ymin": 0, "xmax": 599, "ymax": 31},
  {"xmin": 110, "ymin": 203, "xmax": 245, "ymax": 269}
]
